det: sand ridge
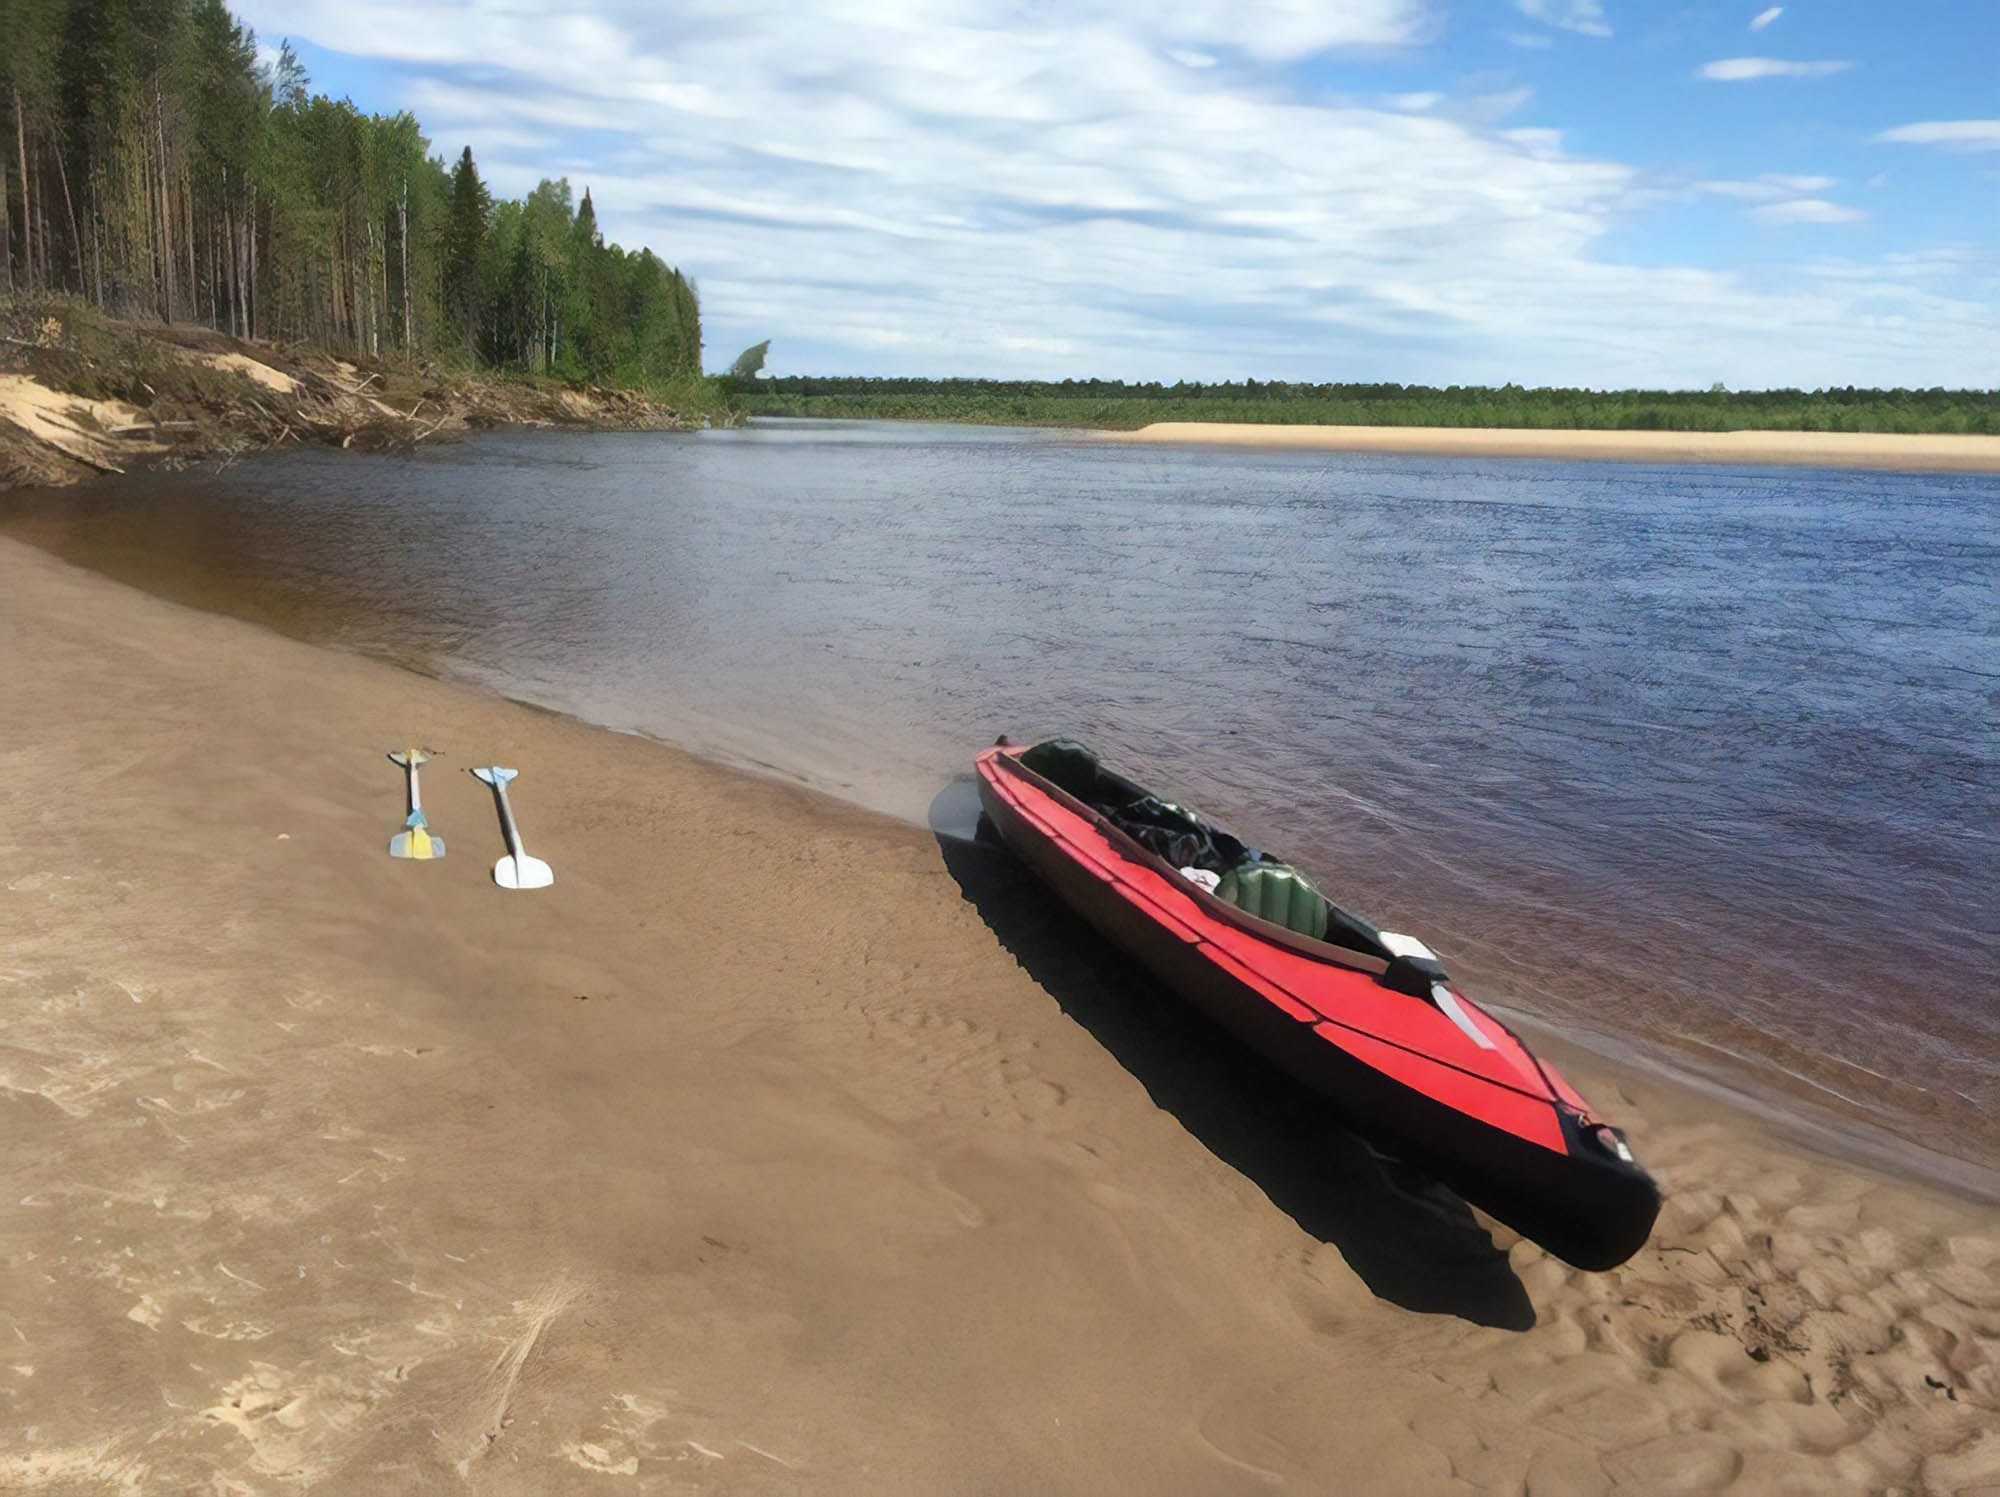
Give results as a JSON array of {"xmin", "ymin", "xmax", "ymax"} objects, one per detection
[{"xmin": 1, "ymin": 535, "xmax": 1995, "ymax": 1493}]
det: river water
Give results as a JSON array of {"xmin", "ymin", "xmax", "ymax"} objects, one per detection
[{"xmin": 6, "ymin": 420, "xmax": 1994, "ymax": 1178}]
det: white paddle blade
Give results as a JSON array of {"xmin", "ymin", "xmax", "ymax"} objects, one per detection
[
  {"xmin": 471, "ymin": 766, "xmax": 517, "ymax": 787},
  {"xmin": 388, "ymin": 748, "xmax": 434, "ymax": 769},
  {"xmin": 389, "ymin": 826, "xmax": 445, "ymax": 859},
  {"xmin": 492, "ymin": 853, "xmax": 553, "ymax": 890}
]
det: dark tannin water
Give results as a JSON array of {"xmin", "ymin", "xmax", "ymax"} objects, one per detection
[{"xmin": 7, "ymin": 421, "xmax": 1994, "ymax": 1180}]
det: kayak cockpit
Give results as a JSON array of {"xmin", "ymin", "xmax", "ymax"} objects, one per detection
[{"xmin": 1013, "ymin": 737, "xmax": 1402, "ymax": 963}]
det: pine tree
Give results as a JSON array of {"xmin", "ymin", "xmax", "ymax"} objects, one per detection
[
  {"xmin": 272, "ymin": 37, "xmax": 307, "ymax": 110},
  {"xmin": 440, "ymin": 144, "xmax": 489, "ymax": 355}
]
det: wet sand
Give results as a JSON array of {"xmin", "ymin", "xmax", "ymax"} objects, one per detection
[
  {"xmin": 1109, "ymin": 422, "xmax": 2000, "ymax": 473},
  {"xmin": 2, "ymin": 535, "xmax": 1995, "ymax": 1493}
]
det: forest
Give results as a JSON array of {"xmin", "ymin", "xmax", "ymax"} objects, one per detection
[
  {"xmin": 733, "ymin": 377, "xmax": 2000, "ymax": 435},
  {"xmin": 0, "ymin": 0, "xmax": 703, "ymax": 393}
]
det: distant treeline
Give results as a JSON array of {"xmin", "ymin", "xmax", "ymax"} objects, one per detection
[
  {"xmin": 735, "ymin": 378, "xmax": 2000, "ymax": 435},
  {"xmin": 1, "ymin": 0, "xmax": 702, "ymax": 391}
]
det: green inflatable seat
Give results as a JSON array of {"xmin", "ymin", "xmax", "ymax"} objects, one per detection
[{"xmin": 1214, "ymin": 864, "xmax": 1331, "ymax": 940}]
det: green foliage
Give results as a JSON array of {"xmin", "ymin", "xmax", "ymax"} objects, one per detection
[
  {"xmin": 728, "ymin": 340, "xmax": 771, "ymax": 379},
  {"xmin": 0, "ymin": 0, "xmax": 702, "ymax": 392},
  {"xmin": 735, "ymin": 378, "xmax": 2000, "ymax": 436},
  {"xmin": 442, "ymin": 145, "xmax": 490, "ymax": 352}
]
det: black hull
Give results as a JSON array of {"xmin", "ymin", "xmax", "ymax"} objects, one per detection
[{"xmin": 979, "ymin": 773, "xmax": 1660, "ymax": 1271}]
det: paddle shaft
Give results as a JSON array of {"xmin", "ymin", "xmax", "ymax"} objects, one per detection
[
  {"xmin": 487, "ymin": 780, "xmax": 526, "ymax": 860},
  {"xmin": 404, "ymin": 760, "xmax": 424, "ymax": 818}
]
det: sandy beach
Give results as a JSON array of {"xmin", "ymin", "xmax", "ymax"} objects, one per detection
[
  {"xmin": 3, "ymin": 534, "xmax": 1995, "ymax": 1494},
  {"xmin": 1108, "ymin": 423, "xmax": 2000, "ymax": 474}
]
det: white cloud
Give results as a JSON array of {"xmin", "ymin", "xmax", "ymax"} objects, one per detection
[
  {"xmin": 230, "ymin": 0, "xmax": 2000, "ymax": 386},
  {"xmin": 1701, "ymin": 177, "xmax": 1861, "ymax": 227},
  {"xmin": 1389, "ymin": 92, "xmax": 1442, "ymax": 112},
  {"xmin": 1697, "ymin": 57, "xmax": 1850, "ymax": 81},
  {"xmin": 1874, "ymin": 120, "xmax": 2000, "ymax": 152},
  {"xmin": 1804, "ymin": 248, "xmax": 1999, "ymax": 284},
  {"xmin": 1468, "ymin": 86, "xmax": 1535, "ymax": 122},
  {"xmin": 1752, "ymin": 199, "xmax": 1864, "ymax": 225},
  {"xmin": 1147, "ymin": 0, "xmax": 1427, "ymax": 59},
  {"xmin": 1700, "ymin": 173, "xmax": 1834, "ymax": 200},
  {"xmin": 1749, "ymin": 6, "xmax": 1782, "ymax": 30},
  {"xmin": 1513, "ymin": 0, "xmax": 1610, "ymax": 38},
  {"xmin": 1166, "ymin": 48, "xmax": 1217, "ymax": 69}
]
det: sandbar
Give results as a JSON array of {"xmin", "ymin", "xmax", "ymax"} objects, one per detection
[{"xmin": 1109, "ymin": 421, "xmax": 2000, "ymax": 473}]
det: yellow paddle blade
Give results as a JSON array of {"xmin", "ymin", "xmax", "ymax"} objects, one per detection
[{"xmin": 389, "ymin": 825, "xmax": 444, "ymax": 859}]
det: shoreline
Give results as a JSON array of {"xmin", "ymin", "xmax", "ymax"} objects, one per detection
[
  {"xmin": 4, "ymin": 535, "xmax": 1996, "ymax": 1490},
  {"xmin": 6, "ymin": 492, "xmax": 1989, "ymax": 1207},
  {"xmin": 1106, "ymin": 420, "xmax": 2000, "ymax": 473}
]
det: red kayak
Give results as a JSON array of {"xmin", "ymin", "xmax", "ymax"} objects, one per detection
[{"xmin": 975, "ymin": 737, "xmax": 1660, "ymax": 1271}]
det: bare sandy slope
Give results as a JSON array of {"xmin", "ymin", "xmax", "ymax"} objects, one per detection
[
  {"xmin": 1107, "ymin": 422, "xmax": 2000, "ymax": 473},
  {"xmin": 2, "ymin": 537, "xmax": 1994, "ymax": 1495}
]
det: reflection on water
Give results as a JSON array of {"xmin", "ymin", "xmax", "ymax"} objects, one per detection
[{"xmin": 6, "ymin": 419, "xmax": 1995, "ymax": 1174}]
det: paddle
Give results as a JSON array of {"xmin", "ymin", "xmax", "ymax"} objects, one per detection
[
  {"xmin": 387, "ymin": 747, "xmax": 445, "ymax": 859},
  {"xmin": 470, "ymin": 766, "xmax": 554, "ymax": 889}
]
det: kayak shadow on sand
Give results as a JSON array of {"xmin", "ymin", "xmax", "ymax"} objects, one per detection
[{"xmin": 929, "ymin": 777, "xmax": 1535, "ymax": 1332}]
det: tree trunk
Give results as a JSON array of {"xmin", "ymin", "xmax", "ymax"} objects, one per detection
[
  {"xmin": 353, "ymin": 218, "xmax": 367, "ymax": 353},
  {"xmin": 224, "ymin": 196, "xmax": 238, "ymax": 339},
  {"xmin": 53, "ymin": 144, "xmax": 85, "ymax": 297},
  {"xmin": 350, "ymin": 220, "xmax": 360, "ymax": 347},
  {"xmin": 247, "ymin": 181, "xmax": 257, "ymax": 339},
  {"xmin": 154, "ymin": 86, "xmax": 175, "ymax": 320},
  {"xmin": 183, "ymin": 164, "xmax": 196, "ymax": 320},
  {"xmin": 0, "ymin": 144, "xmax": 11, "ymax": 295},
  {"xmin": 400, "ymin": 176, "xmax": 412, "ymax": 353},
  {"xmin": 207, "ymin": 202, "xmax": 218, "ymax": 329},
  {"xmin": 14, "ymin": 87, "xmax": 33, "ymax": 292}
]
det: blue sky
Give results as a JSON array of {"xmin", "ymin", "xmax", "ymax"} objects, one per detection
[{"xmin": 236, "ymin": 1, "xmax": 1999, "ymax": 388}]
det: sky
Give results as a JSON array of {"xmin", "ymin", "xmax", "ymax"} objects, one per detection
[{"xmin": 233, "ymin": 0, "xmax": 1999, "ymax": 389}]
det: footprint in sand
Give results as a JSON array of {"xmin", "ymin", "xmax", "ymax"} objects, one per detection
[
  {"xmin": 563, "ymin": 1440, "xmax": 641, "ymax": 1476},
  {"xmin": 856, "ymin": 998, "xmax": 1075, "ymax": 1129}
]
